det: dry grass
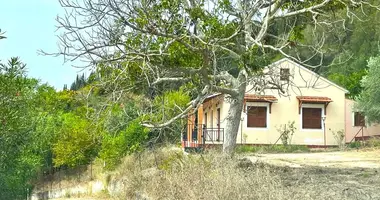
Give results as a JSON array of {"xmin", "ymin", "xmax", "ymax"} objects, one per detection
[
  {"xmin": 112, "ymin": 148, "xmax": 289, "ymax": 200},
  {"xmin": 35, "ymin": 147, "xmax": 380, "ymax": 200},
  {"xmin": 107, "ymin": 147, "xmax": 380, "ymax": 200}
]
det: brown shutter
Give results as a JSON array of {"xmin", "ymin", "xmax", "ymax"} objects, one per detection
[
  {"xmin": 247, "ymin": 106, "xmax": 267, "ymax": 128},
  {"xmin": 302, "ymin": 108, "xmax": 322, "ymax": 129},
  {"xmin": 354, "ymin": 112, "xmax": 365, "ymax": 126}
]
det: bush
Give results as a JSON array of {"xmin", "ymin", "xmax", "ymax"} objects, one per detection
[
  {"xmin": 99, "ymin": 119, "xmax": 149, "ymax": 170},
  {"xmin": 235, "ymin": 145, "xmax": 258, "ymax": 153},
  {"xmin": 276, "ymin": 121, "xmax": 297, "ymax": 146},
  {"xmin": 53, "ymin": 113, "xmax": 99, "ymax": 167},
  {"xmin": 367, "ymin": 137, "xmax": 380, "ymax": 148},
  {"xmin": 332, "ymin": 129, "xmax": 346, "ymax": 149},
  {"xmin": 348, "ymin": 141, "xmax": 361, "ymax": 148}
]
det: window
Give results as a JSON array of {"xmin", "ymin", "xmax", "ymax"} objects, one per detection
[
  {"xmin": 247, "ymin": 106, "xmax": 267, "ymax": 128},
  {"xmin": 354, "ymin": 112, "xmax": 365, "ymax": 127},
  {"xmin": 302, "ymin": 108, "xmax": 322, "ymax": 129},
  {"xmin": 280, "ymin": 68, "xmax": 290, "ymax": 81}
]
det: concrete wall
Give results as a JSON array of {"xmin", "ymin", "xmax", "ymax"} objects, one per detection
[
  {"xmin": 212, "ymin": 59, "xmax": 348, "ymax": 146},
  {"xmin": 345, "ymin": 99, "xmax": 380, "ymax": 142}
]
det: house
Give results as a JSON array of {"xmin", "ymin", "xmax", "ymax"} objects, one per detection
[
  {"xmin": 345, "ymin": 99, "xmax": 380, "ymax": 143},
  {"xmin": 182, "ymin": 58, "xmax": 380, "ymax": 149}
]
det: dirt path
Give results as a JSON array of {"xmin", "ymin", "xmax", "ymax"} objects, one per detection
[
  {"xmin": 245, "ymin": 150, "xmax": 380, "ymax": 200},
  {"xmin": 247, "ymin": 149, "xmax": 380, "ymax": 169}
]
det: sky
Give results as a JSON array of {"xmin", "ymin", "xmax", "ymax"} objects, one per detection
[{"xmin": 0, "ymin": 0, "xmax": 80, "ymax": 90}]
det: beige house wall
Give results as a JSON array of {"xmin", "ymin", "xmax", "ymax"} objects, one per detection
[
  {"xmin": 345, "ymin": 99, "xmax": 380, "ymax": 143},
  {"xmin": 210, "ymin": 59, "xmax": 348, "ymax": 146},
  {"xmin": 203, "ymin": 95, "xmax": 225, "ymax": 129}
]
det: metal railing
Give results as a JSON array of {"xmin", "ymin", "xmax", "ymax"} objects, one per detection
[
  {"xmin": 184, "ymin": 124, "xmax": 224, "ymax": 147},
  {"xmin": 203, "ymin": 128, "xmax": 224, "ymax": 143},
  {"xmin": 348, "ymin": 126, "xmax": 364, "ymax": 144}
]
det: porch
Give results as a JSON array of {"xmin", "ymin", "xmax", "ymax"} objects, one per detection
[{"xmin": 182, "ymin": 124, "xmax": 225, "ymax": 149}]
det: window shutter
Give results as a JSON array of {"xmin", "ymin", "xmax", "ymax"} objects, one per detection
[
  {"xmin": 302, "ymin": 108, "xmax": 322, "ymax": 129},
  {"xmin": 354, "ymin": 112, "xmax": 365, "ymax": 127},
  {"xmin": 247, "ymin": 106, "xmax": 267, "ymax": 128}
]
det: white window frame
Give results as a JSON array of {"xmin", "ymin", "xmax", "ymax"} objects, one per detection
[
  {"xmin": 352, "ymin": 112, "xmax": 366, "ymax": 127},
  {"xmin": 300, "ymin": 104, "xmax": 325, "ymax": 132},
  {"xmin": 245, "ymin": 102, "xmax": 270, "ymax": 130}
]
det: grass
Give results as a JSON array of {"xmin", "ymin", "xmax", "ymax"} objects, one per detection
[
  {"xmin": 34, "ymin": 146, "xmax": 380, "ymax": 200},
  {"xmin": 112, "ymin": 148, "xmax": 290, "ymax": 200},
  {"xmin": 107, "ymin": 147, "xmax": 380, "ymax": 200},
  {"xmin": 347, "ymin": 137, "xmax": 380, "ymax": 149},
  {"xmin": 235, "ymin": 144, "xmax": 310, "ymax": 154}
]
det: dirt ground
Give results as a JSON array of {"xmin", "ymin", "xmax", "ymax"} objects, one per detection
[
  {"xmin": 246, "ymin": 149, "xmax": 380, "ymax": 200},
  {"xmin": 248, "ymin": 149, "xmax": 380, "ymax": 168}
]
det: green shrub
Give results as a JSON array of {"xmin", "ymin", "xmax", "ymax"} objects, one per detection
[
  {"xmin": 348, "ymin": 141, "xmax": 361, "ymax": 148},
  {"xmin": 276, "ymin": 121, "xmax": 297, "ymax": 146},
  {"xmin": 99, "ymin": 119, "xmax": 149, "ymax": 170},
  {"xmin": 235, "ymin": 145, "xmax": 257, "ymax": 153},
  {"xmin": 287, "ymin": 145, "xmax": 309, "ymax": 152},
  {"xmin": 367, "ymin": 137, "xmax": 380, "ymax": 148},
  {"xmin": 53, "ymin": 113, "xmax": 99, "ymax": 167}
]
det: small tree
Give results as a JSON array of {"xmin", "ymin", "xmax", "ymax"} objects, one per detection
[
  {"xmin": 332, "ymin": 129, "xmax": 345, "ymax": 150},
  {"xmin": 356, "ymin": 54, "xmax": 380, "ymax": 124},
  {"xmin": 276, "ymin": 121, "xmax": 297, "ymax": 146}
]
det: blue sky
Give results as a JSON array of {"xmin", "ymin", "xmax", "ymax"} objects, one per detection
[{"xmin": 0, "ymin": 0, "xmax": 80, "ymax": 90}]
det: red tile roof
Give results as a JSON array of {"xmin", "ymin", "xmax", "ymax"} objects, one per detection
[
  {"xmin": 244, "ymin": 94, "xmax": 278, "ymax": 102},
  {"xmin": 203, "ymin": 93, "xmax": 222, "ymax": 103},
  {"xmin": 296, "ymin": 96, "xmax": 332, "ymax": 103}
]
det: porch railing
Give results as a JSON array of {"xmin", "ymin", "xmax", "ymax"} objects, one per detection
[
  {"xmin": 203, "ymin": 128, "xmax": 224, "ymax": 143},
  {"xmin": 184, "ymin": 124, "xmax": 224, "ymax": 146}
]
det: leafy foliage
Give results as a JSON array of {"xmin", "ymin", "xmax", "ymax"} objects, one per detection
[
  {"xmin": 356, "ymin": 54, "xmax": 380, "ymax": 123},
  {"xmin": 52, "ymin": 113, "xmax": 100, "ymax": 167},
  {"xmin": 99, "ymin": 119, "xmax": 149, "ymax": 169},
  {"xmin": 276, "ymin": 121, "xmax": 297, "ymax": 146},
  {"xmin": 0, "ymin": 57, "xmax": 42, "ymax": 199},
  {"xmin": 323, "ymin": 5, "xmax": 380, "ymax": 97}
]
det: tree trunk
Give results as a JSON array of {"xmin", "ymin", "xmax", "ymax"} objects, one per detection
[{"xmin": 223, "ymin": 71, "xmax": 247, "ymax": 154}]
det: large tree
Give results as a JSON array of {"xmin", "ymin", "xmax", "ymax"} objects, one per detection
[
  {"xmin": 50, "ymin": 0, "xmax": 379, "ymax": 154},
  {"xmin": 324, "ymin": 3, "xmax": 380, "ymax": 97},
  {"xmin": 0, "ymin": 58, "xmax": 41, "ymax": 199}
]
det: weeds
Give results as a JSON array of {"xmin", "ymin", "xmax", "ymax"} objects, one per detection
[
  {"xmin": 348, "ymin": 141, "xmax": 362, "ymax": 148},
  {"xmin": 347, "ymin": 137, "xmax": 380, "ymax": 149},
  {"xmin": 235, "ymin": 145, "xmax": 309, "ymax": 154},
  {"xmin": 276, "ymin": 121, "xmax": 297, "ymax": 146},
  {"xmin": 332, "ymin": 129, "xmax": 346, "ymax": 149},
  {"xmin": 367, "ymin": 137, "xmax": 380, "ymax": 147},
  {"xmin": 113, "ymin": 148, "xmax": 289, "ymax": 200}
]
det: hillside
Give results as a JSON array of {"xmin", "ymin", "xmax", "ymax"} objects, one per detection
[{"xmin": 32, "ymin": 148, "xmax": 380, "ymax": 200}]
